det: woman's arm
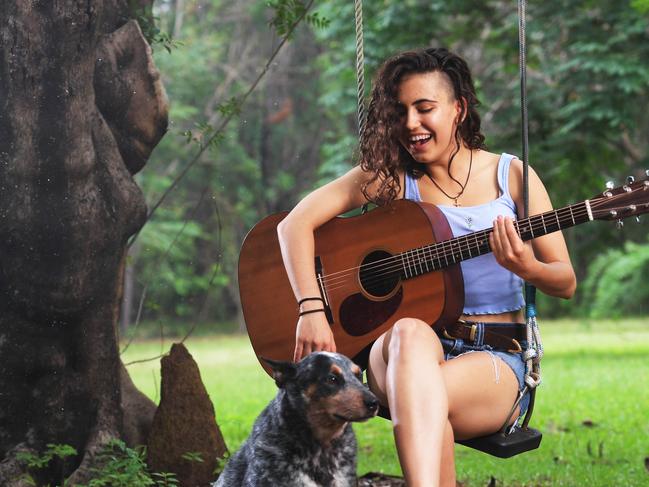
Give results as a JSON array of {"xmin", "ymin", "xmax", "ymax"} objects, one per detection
[
  {"xmin": 277, "ymin": 166, "xmax": 374, "ymax": 361},
  {"xmin": 490, "ymin": 160, "xmax": 577, "ymax": 299}
]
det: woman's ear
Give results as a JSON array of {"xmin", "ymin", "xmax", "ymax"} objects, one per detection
[{"xmin": 455, "ymin": 97, "xmax": 468, "ymax": 124}]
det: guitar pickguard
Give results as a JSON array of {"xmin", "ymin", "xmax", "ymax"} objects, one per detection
[{"xmin": 339, "ymin": 287, "xmax": 403, "ymax": 336}]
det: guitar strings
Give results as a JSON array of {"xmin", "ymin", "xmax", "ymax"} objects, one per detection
[
  {"xmin": 325, "ymin": 202, "xmax": 586, "ymax": 283},
  {"xmin": 319, "ymin": 191, "xmax": 640, "ymax": 295},
  {"xmin": 322, "ymin": 197, "xmax": 635, "ymax": 294},
  {"xmin": 333, "ymin": 203, "xmax": 610, "ymax": 293},
  {"xmin": 321, "ymin": 204, "xmax": 588, "ymax": 292},
  {"xmin": 319, "ymin": 208, "xmax": 557, "ymax": 288},
  {"xmin": 320, "ymin": 203, "xmax": 590, "ymax": 293},
  {"xmin": 341, "ymin": 194, "xmax": 621, "ymax": 286},
  {"xmin": 327, "ymin": 191, "xmax": 645, "ymax": 294}
]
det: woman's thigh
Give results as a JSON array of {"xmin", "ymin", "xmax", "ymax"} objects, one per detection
[
  {"xmin": 366, "ymin": 325, "xmax": 520, "ymax": 439},
  {"xmin": 366, "ymin": 318, "xmax": 444, "ymax": 406},
  {"xmin": 441, "ymin": 351, "xmax": 520, "ymax": 440}
]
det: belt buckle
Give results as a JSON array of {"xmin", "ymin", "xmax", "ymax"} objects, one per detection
[
  {"xmin": 508, "ymin": 338, "xmax": 522, "ymax": 353},
  {"xmin": 467, "ymin": 323, "xmax": 477, "ymax": 342},
  {"xmin": 458, "ymin": 320, "xmax": 477, "ymax": 343}
]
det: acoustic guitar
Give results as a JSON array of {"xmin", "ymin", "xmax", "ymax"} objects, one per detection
[{"xmin": 238, "ymin": 175, "xmax": 649, "ymax": 374}]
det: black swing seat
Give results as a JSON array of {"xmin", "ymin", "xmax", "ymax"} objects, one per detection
[
  {"xmin": 377, "ymin": 405, "xmax": 541, "ymax": 458},
  {"xmin": 456, "ymin": 426, "xmax": 542, "ymax": 458}
]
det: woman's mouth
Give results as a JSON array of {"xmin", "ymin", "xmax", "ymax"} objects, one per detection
[{"xmin": 408, "ymin": 134, "xmax": 432, "ymax": 151}]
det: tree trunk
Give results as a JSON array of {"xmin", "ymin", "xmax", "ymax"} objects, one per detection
[
  {"xmin": 120, "ymin": 249, "xmax": 136, "ymax": 334},
  {"xmin": 0, "ymin": 1, "xmax": 168, "ymax": 484}
]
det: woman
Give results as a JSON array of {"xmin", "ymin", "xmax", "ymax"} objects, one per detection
[{"xmin": 277, "ymin": 47, "xmax": 576, "ymax": 486}]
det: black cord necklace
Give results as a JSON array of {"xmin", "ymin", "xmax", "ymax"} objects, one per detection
[{"xmin": 425, "ymin": 149, "xmax": 473, "ymax": 206}]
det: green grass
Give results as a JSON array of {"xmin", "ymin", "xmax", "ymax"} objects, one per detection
[{"xmin": 123, "ymin": 318, "xmax": 649, "ymax": 486}]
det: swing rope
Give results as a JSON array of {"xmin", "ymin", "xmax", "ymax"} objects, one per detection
[
  {"xmin": 518, "ymin": 0, "xmax": 544, "ymax": 431},
  {"xmin": 354, "ymin": 0, "xmax": 366, "ymax": 138},
  {"xmin": 491, "ymin": 0, "xmax": 544, "ymax": 435}
]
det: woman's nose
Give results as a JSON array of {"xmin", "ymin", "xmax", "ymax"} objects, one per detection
[{"xmin": 404, "ymin": 110, "xmax": 420, "ymax": 130}]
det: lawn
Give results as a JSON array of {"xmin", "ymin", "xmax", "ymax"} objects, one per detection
[{"xmin": 123, "ymin": 319, "xmax": 649, "ymax": 486}]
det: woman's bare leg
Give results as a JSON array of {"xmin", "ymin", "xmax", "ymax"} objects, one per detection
[
  {"xmin": 440, "ymin": 420, "xmax": 456, "ymax": 487},
  {"xmin": 368, "ymin": 318, "xmax": 447, "ymax": 487},
  {"xmin": 367, "ymin": 319, "xmax": 521, "ymax": 487}
]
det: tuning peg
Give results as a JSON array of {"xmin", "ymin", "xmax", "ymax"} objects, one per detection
[
  {"xmin": 605, "ymin": 181, "xmax": 615, "ymax": 189},
  {"xmin": 616, "ymin": 219, "xmax": 624, "ymax": 229},
  {"xmin": 627, "ymin": 176, "xmax": 635, "ymax": 184}
]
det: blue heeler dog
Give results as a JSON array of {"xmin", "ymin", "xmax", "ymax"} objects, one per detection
[{"xmin": 214, "ymin": 352, "xmax": 379, "ymax": 486}]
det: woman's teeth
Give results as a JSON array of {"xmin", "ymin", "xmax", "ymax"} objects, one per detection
[{"xmin": 410, "ymin": 134, "xmax": 431, "ymax": 146}]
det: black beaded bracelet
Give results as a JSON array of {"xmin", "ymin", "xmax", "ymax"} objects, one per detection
[
  {"xmin": 297, "ymin": 296, "xmax": 324, "ymax": 307},
  {"xmin": 298, "ymin": 308, "xmax": 325, "ymax": 317}
]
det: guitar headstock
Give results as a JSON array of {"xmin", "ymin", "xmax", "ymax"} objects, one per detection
[{"xmin": 588, "ymin": 172, "xmax": 649, "ymax": 223}]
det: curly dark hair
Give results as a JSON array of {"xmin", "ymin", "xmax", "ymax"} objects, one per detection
[{"xmin": 359, "ymin": 47, "xmax": 486, "ymax": 205}]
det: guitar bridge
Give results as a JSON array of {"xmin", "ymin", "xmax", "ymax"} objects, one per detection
[{"xmin": 315, "ymin": 256, "xmax": 333, "ymax": 325}]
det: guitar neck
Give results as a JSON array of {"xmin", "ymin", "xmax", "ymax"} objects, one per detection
[{"xmin": 399, "ymin": 201, "xmax": 592, "ymax": 279}]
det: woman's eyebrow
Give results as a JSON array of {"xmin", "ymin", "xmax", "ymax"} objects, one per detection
[{"xmin": 412, "ymin": 98, "xmax": 437, "ymax": 105}]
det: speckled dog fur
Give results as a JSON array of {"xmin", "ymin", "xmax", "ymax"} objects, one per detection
[{"xmin": 214, "ymin": 352, "xmax": 379, "ymax": 487}]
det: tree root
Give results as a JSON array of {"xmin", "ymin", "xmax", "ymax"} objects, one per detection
[{"xmin": 0, "ymin": 443, "xmax": 40, "ymax": 487}]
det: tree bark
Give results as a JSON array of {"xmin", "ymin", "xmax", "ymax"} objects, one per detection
[{"xmin": 0, "ymin": 1, "xmax": 167, "ymax": 484}]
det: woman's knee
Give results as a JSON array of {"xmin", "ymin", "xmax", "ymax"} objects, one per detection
[
  {"xmin": 367, "ymin": 334, "xmax": 389, "ymax": 405},
  {"xmin": 386, "ymin": 318, "xmax": 444, "ymax": 361}
]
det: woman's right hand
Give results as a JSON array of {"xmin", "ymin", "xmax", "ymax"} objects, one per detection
[{"xmin": 293, "ymin": 312, "xmax": 336, "ymax": 362}]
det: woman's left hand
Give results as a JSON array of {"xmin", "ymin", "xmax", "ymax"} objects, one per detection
[{"xmin": 489, "ymin": 215, "xmax": 541, "ymax": 280}]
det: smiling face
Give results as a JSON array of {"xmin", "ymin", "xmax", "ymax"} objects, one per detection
[{"xmin": 397, "ymin": 71, "xmax": 463, "ymax": 165}]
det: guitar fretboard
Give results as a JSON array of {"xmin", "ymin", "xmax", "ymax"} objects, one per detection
[{"xmin": 398, "ymin": 201, "xmax": 591, "ymax": 279}]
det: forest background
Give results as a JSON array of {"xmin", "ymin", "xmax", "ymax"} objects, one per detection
[{"xmin": 123, "ymin": 0, "xmax": 649, "ymax": 338}]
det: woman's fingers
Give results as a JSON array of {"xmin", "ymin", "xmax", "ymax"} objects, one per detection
[
  {"xmin": 294, "ymin": 317, "xmax": 336, "ymax": 361},
  {"xmin": 491, "ymin": 216, "xmax": 508, "ymax": 259},
  {"xmin": 492, "ymin": 216, "xmax": 523, "ymax": 261},
  {"xmin": 293, "ymin": 342, "xmax": 304, "ymax": 362},
  {"xmin": 490, "ymin": 216, "xmax": 538, "ymax": 277},
  {"xmin": 504, "ymin": 217, "xmax": 524, "ymax": 254}
]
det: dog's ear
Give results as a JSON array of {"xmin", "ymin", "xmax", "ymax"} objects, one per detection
[{"xmin": 260, "ymin": 357, "xmax": 297, "ymax": 388}]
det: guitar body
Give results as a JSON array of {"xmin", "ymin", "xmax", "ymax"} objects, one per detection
[{"xmin": 238, "ymin": 200, "xmax": 464, "ymax": 372}]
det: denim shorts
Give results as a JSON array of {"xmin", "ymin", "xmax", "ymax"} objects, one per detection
[{"xmin": 440, "ymin": 327, "xmax": 530, "ymax": 420}]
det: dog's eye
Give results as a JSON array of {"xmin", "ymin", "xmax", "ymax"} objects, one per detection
[{"xmin": 326, "ymin": 374, "xmax": 339, "ymax": 384}]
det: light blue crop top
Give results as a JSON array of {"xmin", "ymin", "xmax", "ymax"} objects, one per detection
[{"xmin": 404, "ymin": 153, "xmax": 525, "ymax": 315}]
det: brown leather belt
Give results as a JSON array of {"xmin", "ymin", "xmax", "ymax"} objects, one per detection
[{"xmin": 441, "ymin": 320, "xmax": 526, "ymax": 353}]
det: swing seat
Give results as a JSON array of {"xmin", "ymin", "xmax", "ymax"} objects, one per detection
[
  {"xmin": 377, "ymin": 405, "xmax": 541, "ymax": 458},
  {"xmin": 456, "ymin": 426, "xmax": 542, "ymax": 458}
]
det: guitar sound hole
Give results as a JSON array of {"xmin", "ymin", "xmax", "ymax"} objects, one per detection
[{"xmin": 359, "ymin": 250, "xmax": 401, "ymax": 298}]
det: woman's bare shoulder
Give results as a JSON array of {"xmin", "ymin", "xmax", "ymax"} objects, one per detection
[{"xmin": 473, "ymin": 149, "xmax": 502, "ymax": 171}]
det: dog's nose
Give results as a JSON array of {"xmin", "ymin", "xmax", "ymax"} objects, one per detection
[{"xmin": 365, "ymin": 397, "xmax": 379, "ymax": 413}]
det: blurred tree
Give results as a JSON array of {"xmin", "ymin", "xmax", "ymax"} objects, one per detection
[{"xmin": 124, "ymin": 0, "xmax": 327, "ymax": 330}]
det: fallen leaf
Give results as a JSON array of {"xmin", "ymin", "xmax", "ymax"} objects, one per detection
[{"xmin": 581, "ymin": 419, "xmax": 596, "ymax": 427}]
